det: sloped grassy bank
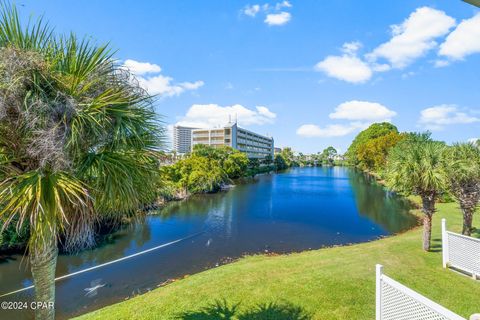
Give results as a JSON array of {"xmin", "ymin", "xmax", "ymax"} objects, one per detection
[{"xmin": 77, "ymin": 199, "xmax": 479, "ymax": 320}]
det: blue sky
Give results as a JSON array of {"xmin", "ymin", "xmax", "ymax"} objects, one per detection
[{"xmin": 18, "ymin": 0, "xmax": 480, "ymax": 153}]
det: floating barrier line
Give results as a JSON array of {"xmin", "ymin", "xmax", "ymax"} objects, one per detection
[{"xmin": 0, "ymin": 230, "xmax": 205, "ymax": 298}]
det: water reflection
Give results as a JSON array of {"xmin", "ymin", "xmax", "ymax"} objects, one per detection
[
  {"xmin": 347, "ymin": 170, "xmax": 418, "ymax": 233},
  {"xmin": 0, "ymin": 167, "xmax": 416, "ymax": 319}
]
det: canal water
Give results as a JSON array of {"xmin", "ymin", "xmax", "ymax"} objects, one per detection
[{"xmin": 0, "ymin": 167, "xmax": 417, "ymax": 319}]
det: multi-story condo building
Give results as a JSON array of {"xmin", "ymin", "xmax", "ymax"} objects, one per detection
[
  {"xmin": 192, "ymin": 122, "xmax": 274, "ymax": 159},
  {"xmin": 173, "ymin": 125, "xmax": 198, "ymax": 154}
]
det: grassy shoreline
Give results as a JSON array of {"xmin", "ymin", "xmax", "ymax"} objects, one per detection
[{"xmin": 77, "ymin": 199, "xmax": 479, "ymax": 320}]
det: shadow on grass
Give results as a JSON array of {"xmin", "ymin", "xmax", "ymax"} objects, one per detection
[
  {"xmin": 177, "ymin": 299, "xmax": 311, "ymax": 320},
  {"xmin": 178, "ymin": 299, "xmax": 239, "ymax": 320},
  {"xmin": 430, "ymin": 237, "xmax": 442, "ymax": 253},
  {"xmin": 471, "ymin": 227, "xmax": 480, "ymax": 239},
  {"xmin": 237, "ymin": 302, "xmax": 310, "ymax": 320}
]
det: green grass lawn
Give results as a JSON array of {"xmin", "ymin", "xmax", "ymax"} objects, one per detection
[{"xmin": 78, "ymin": 201, "xmax": 479, "ymax": 320}]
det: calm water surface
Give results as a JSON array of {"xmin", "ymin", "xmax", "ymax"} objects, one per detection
[{"xmin": 0, "ymin": 167, "xmax": 417, "ymax": 319}]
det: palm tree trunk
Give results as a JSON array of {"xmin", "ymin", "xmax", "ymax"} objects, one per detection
[
  {"xmin": 461, "ymin": 207, "xmax": 474, "ymax": 236},
  {"xmin": 451, "ymin": 182, "xmax": 480, "ymax": 236},
  {"xmin": 457, "ymin": 184, "xmax": 480, "ymax": 236},
  {"xmin": 422, "ymin": 213, "xmax": 433, "ymax": 251},
  {"xmin": 421, "ymin": 193, "xmax": 436, "ymax": 251},
  {"xmin": 30, "ymin": 232, "xmax": 58, "ymax": 320}
]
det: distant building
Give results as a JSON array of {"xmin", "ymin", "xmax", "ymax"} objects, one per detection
[
  {"xmin": 173, "ymin": 125, "xmax": 198, "ymax": 154},
  {"xmin": 274, "ymin": 147, "xmax": 282, "ymax": 154},
  {"xmin": 333, "ymin": 154, "xmax": 345, "ymax": 161},
  {"xmin": 192, "ymin": 122, "xmax": 274, "ymax": 159}
]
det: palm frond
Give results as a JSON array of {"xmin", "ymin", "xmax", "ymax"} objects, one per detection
[
  {"xmin": 54, "ymin": 34, "xmax": 114, "ymax": 96},
  {"xmin": 385, "ymin": 137, "xmax": 447, "ymax": 196},
  {"xmin": 444, "ymin": 143, "xmax": 480, "ymax": 182},
  {"xmin": 0, "ymin": 3, "xmax": 54, "ymax": 53},
  {"xmin": 0, "ymin": 170, "xmax": 91, "ymax": 250},
  {"xmin": 67, "ymin": 87, "xmax": 164, "ymax": 162},
  {"xmin": 77, "ymin": 150, "xmax": 159, "ymax": 214}
]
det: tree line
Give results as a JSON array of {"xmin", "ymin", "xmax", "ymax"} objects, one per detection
[
  {"xmin": 346, "ymin": 122, "xmax": 480, "ymax": 251},
  {"xmin": 274, "ymin": 146, "xmax": 342, "ymax": 169}
]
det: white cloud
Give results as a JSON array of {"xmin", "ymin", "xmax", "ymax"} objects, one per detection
[
  {"xmin": 138, "ymin": 76, "xmax": 204, "ymax": 97},
  {"xmin": 296, "ymin": 123, "xmax": 363, "ymax": 138},
  {"xmin": 315, "ymin": 7, "xmax": 457, "ymax": 84},
  {"xmin": 242, "ymin": 2, "xmax": 293, "ymax": 26},
  {"xmin": 275, "ymin": 1, "xmax": 292, "ymax": 10},
  {"xmin": 468, "ymin": 137, "xmax": 479, "ymax": 144},
  {"xmin": 243, "ymin": 4, "xmax": 261, "ymax": 17},
  {"xmin": 123, "ymin": 59, "xmax": 204, "ymax": 98},
  {"xmin": 176, "ymin": 104, "xmax": 276, "ymax": 128},
  {"xmin": 371, "ymin": 63, "xmax": 391, "ymax": 72},
  {"xmin": 368, "ymin": 7, "xmax": 455, "ymax": 68},
  {"xmin": 342, "ymin": 41, "xmax": 362, "ymax": 55},
  {"xmin": 434, "ymin": 59, "xmax": 450, "ymax": 68},
  {"xmin": 123, "ymin": 59, "xmax": 161, "ymax": 75},
  {"xmin": 439, "ymin": 13, "xmax": 480, "ymax": 60},
  {"xmin": 315, "ymin": 55, "xmax": 372, "ymax": 83},
  {"xmin": 314, "ymin": 41, "xmax": 373, "ymax": 83},
  {"xmin": 329, "ymin": 100, "xmax": 397, "ymax": 121},
  {"xmin": 179, "ymin": 81, "xmax": 204, "ymax": 91},
  {"xmin": 419, "ymin": 104, "xmax": 480, "ymax": 130},
  {"xmin": 297, "ymin": 100, "xmax": 396, "ymax": 138},
  {"xmin": 265, "ymin": 12, "xmax": 291, "ymax": 26},
  {"xmin": 256, "ymin": 106, "xmax": 276, "ymax": 118}
]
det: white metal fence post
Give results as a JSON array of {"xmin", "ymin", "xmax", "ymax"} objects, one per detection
[
  {"xmin": 376, "ymin": 264, "xmax": 383, "ymax": 320},
  {"xmin": 442, "ymin": 218, "xmax": 449, "ymax": 268}
]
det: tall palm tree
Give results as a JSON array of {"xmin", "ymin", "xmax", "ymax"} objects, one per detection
[
  {"xmin": 385, "ymin": 135, "xmax": 447, "ymax": 251},
  {"xmin": 0, "ymin": 4, "xmax": 163, "ymax": 319},
  {"xmin": 443, "ymin": 143, "xmax": 480, "ymax": 236}
]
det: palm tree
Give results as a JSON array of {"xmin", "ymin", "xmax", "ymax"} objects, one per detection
[
  {"xmin": 385, "ymin": 135, "xmax": 447, "ymax": 251},
  {"xmin": 443, "ymin": 143, "xmax": 480, "ymax": 236},
  {"xmin": 0, "ymin": 4, "xmax": 163, "ymax": 319}
]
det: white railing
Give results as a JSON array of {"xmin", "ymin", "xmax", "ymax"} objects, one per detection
[
  {"xmin": 376, "ymin": 264, "xmax": 466, "ymax": 320},
  {"xmin": 442, "ymin": 219, "xmax": 480, "ymax": 279}
]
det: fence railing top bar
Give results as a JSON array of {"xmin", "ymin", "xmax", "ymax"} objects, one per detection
[
  {"xmin": 445, "ymin": 230, "xmax": 480, "ymax": 243},
  {"xmin": 377, "ymin": 265, "xmax": 466, "ymax": 320}
]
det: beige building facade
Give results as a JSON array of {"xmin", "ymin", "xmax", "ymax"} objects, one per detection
[{"xmin": 192, "ymin": 123, "xmax": 274, "ymax": 159}]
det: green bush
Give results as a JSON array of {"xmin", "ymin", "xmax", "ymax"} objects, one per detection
[{"xmin": 224, "ymin": 152, "xmax": 249, "ymax": 179}]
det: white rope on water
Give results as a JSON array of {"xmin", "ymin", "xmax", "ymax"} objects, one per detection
[{"xmin": 0, "ymin": 231, "xmax": 205, "ymax": 298}]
